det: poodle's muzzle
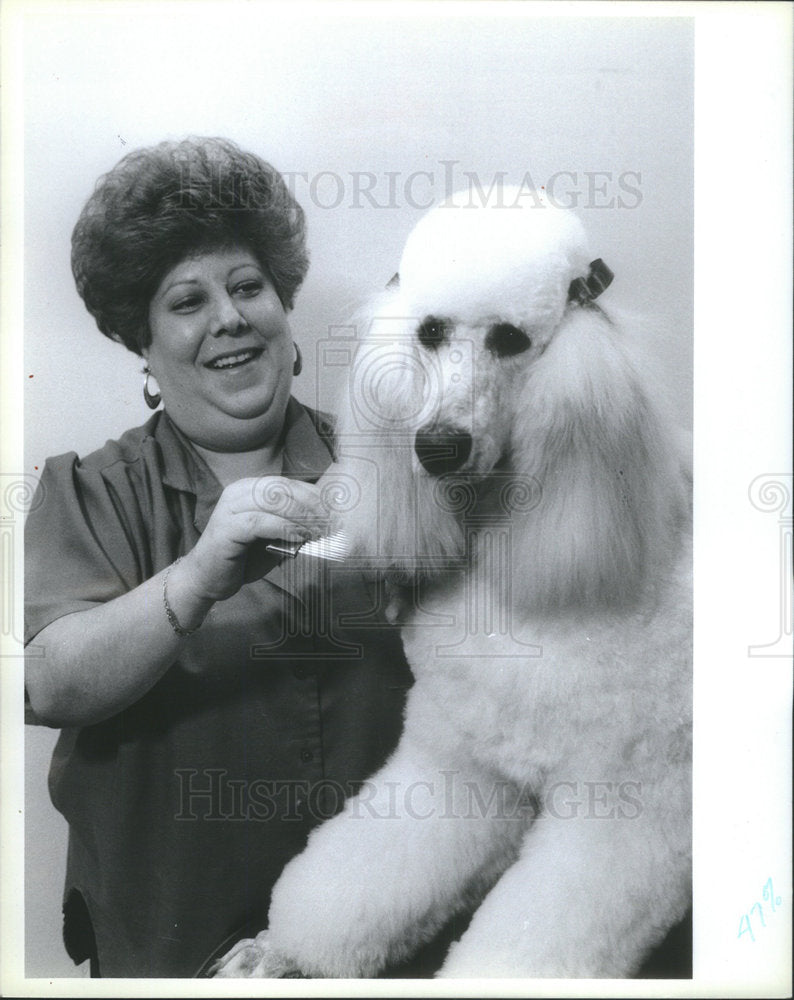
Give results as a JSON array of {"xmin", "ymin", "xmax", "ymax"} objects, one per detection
[{"xmin": 414, "ymin": 425, "xmax": 473, "ymax": 475}]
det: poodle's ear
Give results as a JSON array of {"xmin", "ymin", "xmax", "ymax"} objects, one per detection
[{"xmin": 509, "ymin": 306, "xmax": 690, "ymax": 610}]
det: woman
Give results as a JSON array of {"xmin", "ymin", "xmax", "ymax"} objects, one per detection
[{"xmin": 24, "ymin": 137, "xmax": 417, "ymax": 978}]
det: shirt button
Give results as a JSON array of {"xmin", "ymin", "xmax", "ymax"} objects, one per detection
[{"xmin": 300, "ymin": 749, "xmax": 313, "ymax": 763}]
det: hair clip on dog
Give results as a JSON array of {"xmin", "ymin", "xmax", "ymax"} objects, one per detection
[{"xmin": 567, "ymin": 258, "xmax": 614, "ymax": 305}]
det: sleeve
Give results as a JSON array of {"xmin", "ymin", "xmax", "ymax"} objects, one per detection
[{"xmin": 24, "ymin": 452, "xmax": 149, "ymax": 646}]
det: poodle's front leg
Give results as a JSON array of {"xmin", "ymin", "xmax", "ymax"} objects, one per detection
[
  {"xmin": 439, "ymin": 802, "xmax": 691, "ymax": 978},
  {"xmin": 216, "ymin": 740, "xmax": 527, "ymax": 978}
]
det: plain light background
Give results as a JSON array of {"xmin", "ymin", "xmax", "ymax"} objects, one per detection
[
  {"xmin": 3, "ymin": 1, "xmax": 790, "ymax": 996},
  {"xmin": 21, "ymin": 8, "xmax": 692, "ymax": 976}
]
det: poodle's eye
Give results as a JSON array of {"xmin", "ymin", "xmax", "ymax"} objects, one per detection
[
  {"xmin": 417, "ymin": 316, "xmax": 449, "ymax": 350},
  {"xmin": 486, "ymin": 323, "xmax": 532, "ymax": 357}
]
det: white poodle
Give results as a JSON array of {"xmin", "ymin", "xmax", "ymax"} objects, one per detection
[{"xmin": 213, "ymin": 190, "xmax": 692, "ymax": 979}]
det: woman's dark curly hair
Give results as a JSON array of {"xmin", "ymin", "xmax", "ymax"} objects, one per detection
[{"xmin": 71, "ymin": 137, "xmax": 309, "ymax": 356}]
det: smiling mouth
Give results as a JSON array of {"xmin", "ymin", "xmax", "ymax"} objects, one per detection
[{"xmin": 204, "ymin": 348, "xmax": 263, "ymax": 371}]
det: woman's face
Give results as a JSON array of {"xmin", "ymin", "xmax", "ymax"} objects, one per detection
[{"xmin": 143, "ymin": 247, "xmax": 294, "ymax": 452}]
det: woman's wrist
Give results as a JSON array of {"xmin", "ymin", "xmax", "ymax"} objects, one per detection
[{"xmin": 162, "ymin": 554, "xmax": 217, "ymax": 634}]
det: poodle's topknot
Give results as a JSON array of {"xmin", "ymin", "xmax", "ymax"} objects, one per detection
[{"xmin": 398, "ymin": 188, "xmax": 591, "ymax": 339}]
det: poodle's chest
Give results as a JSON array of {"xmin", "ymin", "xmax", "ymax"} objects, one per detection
[{"xmin": 397, "ymin": 577, "xmax": 691, "ymax": 781}]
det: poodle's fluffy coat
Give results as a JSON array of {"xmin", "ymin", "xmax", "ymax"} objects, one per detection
[{"xmin": 214, "ymin": 192, "xmax": 692, "ymax": 979}]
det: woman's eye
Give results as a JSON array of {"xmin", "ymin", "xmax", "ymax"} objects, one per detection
[
  {"xmin": 485, "ymin": 323, "xmax": 532, "ymax": 357},
  {"xmin": 171, "ymin": 295, "xmax": 203, "ymax": 312},
  {"xmin": 234, "ymin": 280, "xmax": 262, "ymax": 297},
  {"xmin": 417, "ymin": 316, "xmax": 449, "ymax": 350}
]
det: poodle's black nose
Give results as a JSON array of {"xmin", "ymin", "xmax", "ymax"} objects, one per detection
[{"xmin": 414, "ymin": 426, "xmax": 473, "ymax": 475}]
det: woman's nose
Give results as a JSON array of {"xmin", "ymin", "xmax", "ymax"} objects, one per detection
[{"xmin": 210, "ymin": 292, "xmax": 246, "ymax": 335}]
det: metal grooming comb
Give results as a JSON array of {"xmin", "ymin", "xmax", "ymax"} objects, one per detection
[{"xmin": 265, "ymin": 530, "xmax": 348, "ymax": 563}]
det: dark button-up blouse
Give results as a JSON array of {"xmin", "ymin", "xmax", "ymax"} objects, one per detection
[{"xmin": 25, "ymin": 399, "xmax": 414, "ymax": 977}]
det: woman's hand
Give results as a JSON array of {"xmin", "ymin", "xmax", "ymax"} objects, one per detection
[{"xmin": 175, "ymin": 476, "xmax": 331, "ymax": 605}]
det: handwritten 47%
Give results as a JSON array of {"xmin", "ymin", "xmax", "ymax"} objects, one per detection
[{"xmin": 738, "ymin": 878, "xmax": 783, "ymax": 943}]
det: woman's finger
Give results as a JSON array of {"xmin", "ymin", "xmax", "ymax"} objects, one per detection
[
  {"xmin": 238, "ymin": 511, "xmax": 320, "ymax": 544},
  {"xmin": 222, "ymin": 477, "xmax": 331, "ymax": 531}
]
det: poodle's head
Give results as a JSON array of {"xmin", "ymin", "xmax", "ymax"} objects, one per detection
[{"xmin": 335, "ymin": 190, "xmax": 689, "ymax": 609}]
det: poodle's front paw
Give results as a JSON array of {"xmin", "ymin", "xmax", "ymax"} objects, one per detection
[{"xmin": 210, "ymin": 930, "xmax": 303, "ymax": 978}]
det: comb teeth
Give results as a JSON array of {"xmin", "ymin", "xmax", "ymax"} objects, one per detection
[
  {"xmin": 266, "ymin": 530, "xmax": 349, "ymax": 563},
  {"xmin": 298, "ymin": 530, "xmax": 348, "ymax": 562}
]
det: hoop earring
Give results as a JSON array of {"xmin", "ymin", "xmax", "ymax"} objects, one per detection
[
  {"xmin": 143, "ymin": 367, "xmax": 161, "ymax": 410},
  {"xmin": 292, "ymin": 342, "xmax": 303, "ymax": 377}
]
